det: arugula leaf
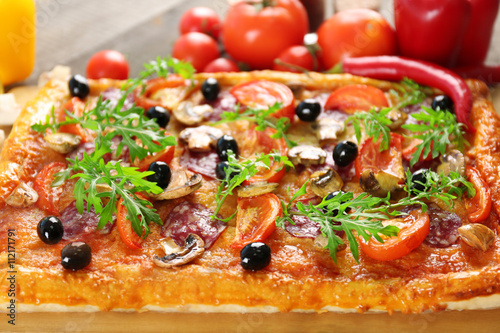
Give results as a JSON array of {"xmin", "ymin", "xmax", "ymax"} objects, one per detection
[
  {"xmin": 346, "ymin": 107, "xmax": 392, "ymax": 151},
  {"xmin": 389, "ymin": 78, "xmax": 428, "ymax": 109}
]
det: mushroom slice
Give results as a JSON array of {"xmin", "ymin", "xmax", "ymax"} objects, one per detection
[
  {"xmin": 436, "ymin": 150, "xmax": 466, "ymax": 177},
  {"xmin": 309, "ymin": 167, "xmax": 344, "ymax": 198},
  {"xmin": 458, "ymin": 224, "xmax": 495, "ymax": 251},
  {"xmin": 153, "ymin": 234, "xmax": 205, "ymax": 268},
  {"xmin": 313, "ymin": 118, "xmax": 344, "ymax": 141},
  {"xmin": 179, "ymin": 125, "xmax": 223, "ymax": 153},
  {"xmin": 6, "ymin": 182, "xmax": 39, "ymax": 208},
  {"xmin": 387, "ymin": 109, "xmax": 408, "ymax": 130},
  {"xmin": 172, "ymin": 101, "xmax": 214, "ymax": 126},
  {"xmin": 153, "ymin": 170, "xmax": 203, "ymax": 200},
  {"xmin": 288, "ymin": 145, "xmax": 327, "ymax": 166},
  {"xmin": 360, "ymin": 169, "xmax": 404, "ymax": 197},
  {"xmin": 237, "ymin": 181, "xmax": 279, "ymax": 197},
  {"xmin": 44, "ymin": 133, "xmax": 81, "ymax": 154},
  {"xmin": 285, "ymin": 81, "xmax": 306, "ymax": 99}
]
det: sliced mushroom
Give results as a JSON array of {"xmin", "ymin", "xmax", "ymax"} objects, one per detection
[
  {"xmin": 360, "ymin": 169, "xmax": 405, "ymax": 197},
  {"xmin": 309, "ymin": 167, "xmax": 344, "ymax": 198},
  {"xmin": 288, "ymin": 145, "xmax": 327, "ymax": 166},
  {"xmin": 313, "ymin": 118, "xmax": 344, "ymax": 141},
  {"xmin": 179, "ymin": 125, "xmax": 223, "ymax": 153},
  {"xmin": 172, "ymin": 101, "xmax": 214, "ymax": 126},
  {"xmin": 387, "ymin": 109, "xmax": 408, "ymax": 130},
  {"xmin": 237, "ymin": 181, "xmax": 279, "ymax": 197},
  {"xmin": 153, "ymin": 234, "xmax": 205, "ymax": 268},
  {"xmin": 44, "ymin": 133, "xmax": 81, "ymax": 154},
  {"xmin": 436, "ymin": 150, "xmax": 466, "ymax": 177},
  {"xmin": 285, "ymin": 81, "xmax": 306, "ymax": 100},
  {"xmin": 6, "ymin": 182, "xmax": 39, "ymax": 208},
  {"xmin": 153, "ymin": 170, "xmax": 203, "ymax": 200},
  {"xmin": 458, "ymin": 224, "xmax": 495, "ymax": 251}
]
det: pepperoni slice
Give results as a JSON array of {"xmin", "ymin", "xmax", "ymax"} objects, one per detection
[
  {"xmin": 423, "ymin": 204, "xmax": 462, "ymax": 248},
  {"xmin": 160, "ymin": 201, "xmax": 227, "ymax": 249},
  {"xmin": 179, "ymin": 150, "xmax": 219, "ymax": 180},
  {"xmin": 60, "ymin": 201, "xmax": 113, "ymax": 240},
  {"xmin": 285, "ymin": 215, "xmax": 321, "ymax": 239}
]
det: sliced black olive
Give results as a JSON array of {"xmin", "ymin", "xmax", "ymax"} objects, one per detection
[
  {"xmin": 216, "ymin": 134, "xmax": 239, "ymax": 161},
  {"xmin": 295, "ymin": 98, "xmax": 321, "ymax": 122},
  {"xmin": 147, "ymin": 161, "xmax": 172, "ymax": 189},
  {"xmin": 146, "ymin": 106, "xmax": 170, "ymax": 128},
  {"xmin": 215, "ymin": 161, "xmax": 238, "ymax": 181},
  {"xmin": 37, "ymin": 216, "xmax": 64, "ymax": 245},
  {"xmin": 323, "ymin": 190, "xmax": 351, "ymax": 215},
  {"xmin": 411, "ymin": 169, "xmax": 429, "ymax": 193},
  {"xmin": 68, "ymin": 75, "xmax": 90, "ymax": 99},
  {"xmin": 201, "ymin": 78, "xmax": 220, "ymax": 101},
  {"xmin": 61, "ymin": 241, "xmax": 92, "ymax": 270},
  {"xmin": 333, "ymin": 141, "xmax": 358, "ymax": 167},
  {"xmin": 240, "ymin": 242, "xmax": 271, "ymax": 271},
  {"xmin": 431, "ymin": 95, "xmax": 454, "ymax": 114}
]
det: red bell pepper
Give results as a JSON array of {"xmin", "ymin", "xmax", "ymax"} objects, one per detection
[{"xmin": 394, "ymin": 0, "xmax": 500, "ymax": 68}]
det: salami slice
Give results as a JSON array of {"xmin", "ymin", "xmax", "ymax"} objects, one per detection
[
  {"xmin": 424, "ymin": 204, "xmax": 462, "ymax": 248},
  {"xmin": 179, "ymin": 150, "xmax": 219, "ymax": 180},
  {"xmin": 161, "ymin": 201, "xmax": 226, "ymax": 249},
  {"xmin": 102, "ymin": 87, "xmax": 135, "ymax": 111},
  {"xmin": 205, "ymin": 90, "xmax": 238, "ymax": 122},
  {"xmin": 60, "ymin": 201, "xmax": 113, "ymax": 240},
  {"xmin": 285, "ymin": 214, "xmax": 322, "ymax": 239}
]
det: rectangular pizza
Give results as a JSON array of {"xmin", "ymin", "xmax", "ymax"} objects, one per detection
[{"xmin": 1, "ymin": 57, "xmax": 500, "ymax": 317}]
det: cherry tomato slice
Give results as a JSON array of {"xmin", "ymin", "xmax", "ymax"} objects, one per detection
[
  {"xmin": 116, "ymin": 193, "xmax": 149, "ymax": 249},
  {"xmin": 401, "ymin": 138, "xmax": 433, "ymax": 163},
  {"xmin": 133, "ymin": 76, "xmax": 186, "ymax": 110},
  {"xmin": 230, "ymin": 80, "xmax": 296, "ymax": 122},
  {"xmin": 231, "ymin": 193, "xmax": 282, "ymax": 249},
  {"xmin": 58, "ymin": 97, "xmax": 90, "ymax": 143},
  {"xmin": 33, "ymin": 162, "xmax": 67, "ymax": 215},
  {"xmin": 324, "ymin": 84, "xmax": 388, "ymax": 113},
  {"xmin": 465, "ymin": 166, "xmax": 492, "ymax": 223},
  {"xmin": 355, "ymin": 132, "xmax": 403, "ymax": 179},
  {"xmin": 360, "ymin": 208, "xmax": 430, "ymax": 261},
  {"xmin": 133, "ymin": 146, "xmax": 175, "ymax": 172}
]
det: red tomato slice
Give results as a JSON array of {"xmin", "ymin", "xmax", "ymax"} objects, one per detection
[
  {"xmin": 465, "ymin": 166, "xmax": 492, "ymax": 223},
  {"xmin": 230, "ymin": 80, "xmax": 296, "ymax": 122},
  {"xmin": 355, "ymin": 132, "xmax": 403, "ymax": 179},
  {"xmin": 116, "ymin": 193, "xmax": 149, "ymax": 249},
  {"xmin": 133, "ymin": 146, "xmax": 175, "ymax": 172},
  {"xmin": 33, "ymin": 162, "xmax": 67, "ymax": 215},
  {"xmin": 231, "ymin": 193, "xmax": 282, "ymax": 249},
  {"xmin": 401, "ymin": 138, "xmax": 433, "ymax": 163},
  {"xmin": 359, "ymin": 208, "xmax": 430, "ymax": 261},
  {"xmin": 134, "ymin": 75, "xmax": 186, "ymax": 110},
  {"xmin": 324, "ymin": 84, "xmax": 388, "ymax": 113},
  {"xmin": 58, "ymin": 97, "xmax": 90, "ymax": 143}
]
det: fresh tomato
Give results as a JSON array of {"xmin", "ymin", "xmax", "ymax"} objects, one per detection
[
  {"xmin": 401, "ymin": 138, "xmax": 433, "ymax": 163},
  {"xmin": 230, "ymin": 80, "xmax": 295, "ymax": 122},
  {"xmin": 172, "ymin": 32, "xmax": 220, "ymax": 72},
  {"xmin": 273, "ymin": 45, "xmax": 319, "ymax": 73},
  {"xmin": 222, "ymin": 0, "xmax": 308, "ymax": 69},
  {"xmin": 324, "ymin": 84, "xmax": 388, "ymax": 113},
  {"xmin": 58, "ymin": 97, "xmax": 90, "ymax": 143},
  {"xmin": 179, "ymin": 7, "xmax": 221, "ymax": 40},
  {"xmin": 359, "ymin": 208, "xmax": 430, "ymax": 261},
  {"xmin": 317, "ymin": 8, "xmax": 396, "ymax": 70},
  {"xmin": 231, "ymin": 193, "xmax": 282, "ymax": 249},
  {"xmin": 33, "ymin": 162, "xmax": 67, "ymax": 215},
  {"xmin": 202, "ymin": 58, "xmax": 240, "ymax": 73},
  {"xmin": 133, "ymin": 76, "xmax": 186, "ymax": 110},
  {"xmin": 116, "ymin": 194, "xmax": 148, "ymax": 249},
  {"xmin": 355, "ymin": 133, "xmax": 403, "ymax": 179},
  {"xmin": 86, "ymin": 50, "xmax": 129, "ymax": 80},
  {"xmin": 133, "ymin": 146, "xmax": 175, "ymax": 172},
  {"xmin": 465, "ymin": 166, "xmax": 492, "ymax": 223}
]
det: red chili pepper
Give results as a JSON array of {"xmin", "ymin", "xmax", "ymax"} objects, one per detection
[
  {"xmin": 453, "ymin": 65, "xmax": 500, "ymax": 85},
  {"xmin": 337, "ymin": 56, "xmax": 474, "ymax": 132},
  {"xmin": 394, "ymin": 0, "xmax": 500, "ymax": 68}
]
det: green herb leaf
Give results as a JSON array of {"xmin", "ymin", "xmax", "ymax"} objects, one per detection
[
  {"xmin": 389, "ymin": 78, "xmax": 428, "ymax": 109},
  {"xmin": 346, "ymin": 107, "xmax": 392, "ymax": 151}
]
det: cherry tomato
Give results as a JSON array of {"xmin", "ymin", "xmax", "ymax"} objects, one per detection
[
  {"xmin": 355, "ymin": 132, "xmax": 403, "ymax": 179},
  {"xmin": 273, "ymin": 45, "xmax": 318, "ymax": 73},
  {"xmin": 222, "ymin": 0, "xmax": 308, "ymax": 69},
  {"xmin": 86, "ymin": 50, "xmax": 129, "ymax": 80},
  {"xmin": 133, "ymin": 76, "xmax": 186, "ymax": 110},
  {"xmin": 465, "ymin": 166, "xmax": 492, "ymax": 223},
  {"xmin": 317, "ymin": 8, "xmax": 396, "ymax": 70},
  {"xmin": 172, "ymin": 32, "xmax": 220, "ymax": 72},
  {"xmin": 230, "ymin": 80, "xmax": 295, "ymax": 122},
  {"xmin": 360, "ymin": 208, "xmax": 430, "ymax": 261},
  {"xmin": 58, "ymin": 97, "xmax": 90, "ymax": 143},
  {"xmin": 324, "ymin": 84, "xmax": 388, "ymax": 113},
  {"xmin": 231, "ymin": 193, "xmax": 282, "ymax": 249},
  {"xmin": 179, "ymin": 7, "xmax": 221, "ymax": 40},
  {"xmin": 34, "ymin": 162, "xmax": 67, "ymax": 215},
  {"xmin": 116, "ymin": 194, "xmax": 148, "ymax": 249},
  {"xmin": 203, "ymin": 58, "xmax": 240, "ymax": 73}
]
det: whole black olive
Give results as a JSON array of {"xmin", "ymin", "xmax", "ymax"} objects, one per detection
[
  {"xmin": 333, "ymin": 141, "xmax": 358, "ymax": 167},
  {"xmin": 146, "ymin": 106, "xmax": 170, "ymax": 128},
  {"xmin": 68, "ymin": 75, "xmax": 90, "ymax": 99},
  {"xmin": 411, "ymin": 169, "xmax": 429, "ymax": 193},
  {"xmin": 295, "ymin": 99, "xmax": 321, "ymax": 122},
  {"xmin": 37, "ymin": 216, "xmax": 64, "ymax": 245},
  {"xmin": 240, "ymin": 242, "xmax": 271, "ymax": 271},
  {"xmin": 201, "ymin": 78, "xmax": 220, "ymax": 101},
  {"xmin": 61, "ymin": 242, "xmax": 92, "ymax": 270},
  {"xmin": 431, "ymin": 95, "xmax": 454, "ymax": 114},
  {"xmin": 215, "ymin": 161, "xmax": 238, "ymax": 181},
  {"xmin": 216, "ymin": 134, "xmax": 239, "ymax": 161},
  {"xmin": 147, "ymin": 161, "xmax": 172, "ymax": 189}
]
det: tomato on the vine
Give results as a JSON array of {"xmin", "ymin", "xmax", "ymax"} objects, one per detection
[
  {"xmin": 317, "ymin": 8, "xmax": 396, "ymax": 70},
  {"xmin": 86, "ymin": 50, "xmax": 129, "ymax": 80},
  {"xmin": 273, "ymin": 45, "xmax": 319, "ymax": 73},
  {"xmin": 172, "ymin": 32, "xmax": 220, "ymax": 72},
  {"xmin": 179, "ymin": 7, "xmax": 221, "ymax": 40},
  {"xmin": 222, "ymin": 0, "xmax": 308, "ymax": 69},
  {"xmin": 325, "ymin": 84, "xmax": 388, "ymax": 113},
  {"xmin": 203, "ymin": 58, "xmax": 240, "ymax": 73}
]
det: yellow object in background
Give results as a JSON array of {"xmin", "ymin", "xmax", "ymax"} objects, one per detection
[{"xmin": 0, "ymin": 0, "xmax": 36, "ymax": 86}]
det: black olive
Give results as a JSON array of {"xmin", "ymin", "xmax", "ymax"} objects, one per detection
[
  {"xmin": 295, "ymin": 98, "xmax": 321, "ymax": 122},
  {"xmin": 68, "ymin": 75, "xmax": 90, "ymax": 99},
  {"xmin": 431, "ymin": 95, "xmax": 454, "ymax": 114},
  {"xmin": 147, "ymin": 161, "xmax": 172, "ymax": 189},
  {"xmin": 333, "ymin": 141, "xmax": 358, "ymax": 167},
  {"xmin": 215, "ymin": 161, "xmax": 238, "ymax": 181},
  {"xmin": 323, "ymin": 191, "xmax": 351, "ymax": 215},
  {"xmin": 201, "ymin": 78, "xmax": 220, "ymax": 101},
  {"xmin": 61, "ymin": 241, "xmax": 92, "ymax": 270},
  {"xmin": 37, "ymin": 216, "xmax": 64, "ymax": 245},
  {"xmin": 240, "ymin": 242, "xmax": 271, "ymax": 271},
  {"xmin": 411, "ymin": 169, "xmax": 429, "ymax": 193},
  {"xmin": 146, "ymin": 106, "xmax": 170, "ymax": 128},
  {"xmin": 216, "ymin": 134, "xmax": 239, "ymax": 161}
]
